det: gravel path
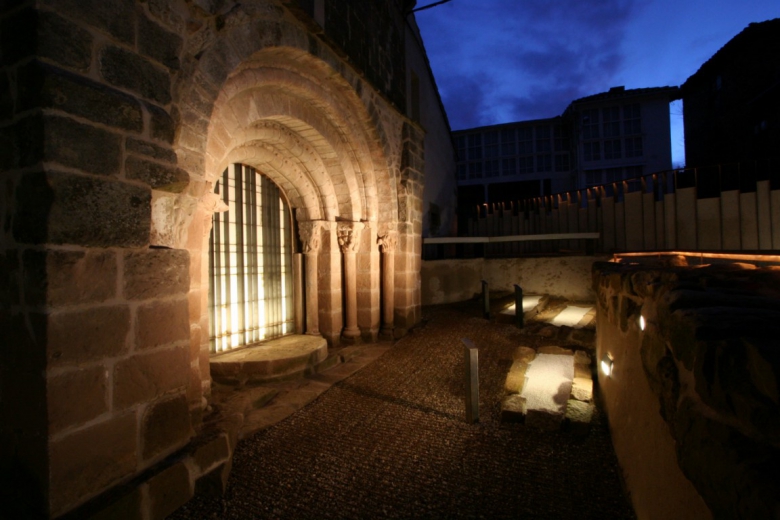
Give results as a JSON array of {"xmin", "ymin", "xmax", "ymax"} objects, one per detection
[{"xmin": 171, "ymin": 304, "xmax": 635, "ymax": 519}]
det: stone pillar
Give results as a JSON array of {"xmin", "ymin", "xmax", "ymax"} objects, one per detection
[
  {"xmin": 378, "ymin": 228, "xmax": 397, "ymax": 340},
  {"xmin": 337, "ymin": 221, "xmax": 364, "ymax": 341},
  {"xmin": 299, "ymin": 221, "xmax": 323, "ymax": 336}
]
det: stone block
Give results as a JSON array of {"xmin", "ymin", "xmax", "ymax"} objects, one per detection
[
  {"xmin": 47, "ymin": 305, "xmax": 130, "ymax": 367},
  {"xmin": 573, "ymin": 350, "xmax": 591, "ymax": 366},
  {"xmin": 113, "ymin": 346, "xmax": 188, "ymax": 410},
  {"xmin": 146, "ymin": 102, "xmax": 175, "ymax": 144},
  {"xmin": 571, "ymin": 376, "xmax": 593, "ymax": 402},
  {"xmin": 500, "ymin": 394, "xmax": 526, "ymax": 423},
  {"xmin": 574, "ymin": 363, "xmax": 591, "ymax": 380},
  {"xmin": 194, "ymin": 463, "xmax": 230, "ymax": 498},
  {"xmin": 38, "ymin": 10, "xmax": 93, "ymax": 71},
  {"xmin": 537, "ymin": 346, "xmax": 573, "ymax": 356},
  {"xmin": 142, "ymin": 394, "xmax": 193, "ymax": 461},
  {"xmin": 564, "ymin": 399, "xmax": 594, "ymax": 436},
  {"xmin": 23, "ymin": 249, "xmax": 117, "ymax": 307},
  {"xmin": 48, "ymin": 365, "xmax": 108, "ymax": 434},
  {"xmin": 123, "ymin": 248, "xmax": 190, "ymax": 300},
  {"xmin": 0, "ymin": 70, "xmax": 12, "ymax": 119},
  {"xmin": 125, "ymin": 156, "xmax": 189, "ymax": 193},
  {"xmin": 49, "ymin": 412, "xmax": 137, "ymax": 516},
  {"xmin": 192, "ymin": 433, "xmax": 230, "ymax": 473},
  {"xmin": 126, "ymin": 137, "xmax": 177, "ymax": 163},
  {"xmin": 0, "ymin": 250, "xmax": 20, "ymax": 308},
  {"xmin": 147, "ymin": 461, "xmax": 193, "ymax": 520},
  {"xmin": 87, "ymin": 486, "xmax": 143, "ymax": 520},
  {"xmin": 504, "ymin": 360, "xmax": 528, "ymax": 394},
  {"xmin": 136, "ymin": 298, "xmax": 190, "ymax": 350},
  {"xmin": 138, "ymin": 13, "xmax": 182, "ymax": 70},
  {"xmin": 512, "ymin": 346, "xmax": 536, "ymax": 364},
  {"xmin": 18, "ymin": 62, "xmax": 143, "ymax": 132},
  {"xmin": 41, "ymin": 114, "xmax": 122, "ymax": 176},
  {"xmin": 13, "ymin": 170, "xmax": 151, "ymax": 248},
  {"xmin": 39, "ymin": 0, "xmax": 136, "ymax": 45},
  {"xmin": 0, "ymin": 116, "xmax": 43, "ymax": 171},
  {"xmin": 100, "ymin": 45, "xmax": 170, "ymax": 105}
]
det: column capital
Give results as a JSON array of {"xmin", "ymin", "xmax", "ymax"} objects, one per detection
[
  {"xmin": 337, "ymin": 221, "xmax": 364, "ymax": 254},
  {"xmin": 377, "ymin": 229, "xmax": 398, "ymax": 253},
  {"xmin": 299, "ymin": 220, "xmax": 325, "ymax": 254}
]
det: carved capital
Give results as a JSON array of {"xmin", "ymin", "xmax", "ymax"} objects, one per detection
[
  {"xmin": 299, "ymin": 221, "xmax": 324, "ymax": 254},
  {"xmin": 337, "ymin": 221, "xmax": 364, "ymax": 254},
  {"xmin": 377, "ymin": 230, "xmax": 398, "ymax": 253}
]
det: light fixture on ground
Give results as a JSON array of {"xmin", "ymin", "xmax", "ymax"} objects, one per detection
[
  {"xmin": 600, "ymin": 354, "xmax": 614, "ymax": 377},
  {"xmin": 639, "ymin": 315, "xmax": 646, "ymax": 331}
]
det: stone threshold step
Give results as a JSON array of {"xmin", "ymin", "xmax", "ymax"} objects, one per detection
[{"xmin": 210, "ymin": 335, "xmax": 328, "ymax": 385}]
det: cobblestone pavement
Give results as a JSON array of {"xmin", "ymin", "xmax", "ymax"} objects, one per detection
[{"xmin": 171, "ymin": 303, "xmax": 635, "ymax": 519}]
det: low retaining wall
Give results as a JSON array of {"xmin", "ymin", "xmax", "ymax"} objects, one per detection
[
  {"xmin": 421, "ymin": 255, "xmax": 606, "ymax": 305},
  {"xmin": 593, "ymin": 260, "xmax": 780, "ymax": 519}
]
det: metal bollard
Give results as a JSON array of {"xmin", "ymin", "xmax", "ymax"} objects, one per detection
[
  {"xmin": 514, "ymin": 284, "xmax": 524, "ymax": 329},
  {"xmin": 481, "ymin": 280, "xmax": 490, "ymax": 320},
  {"xmin": 462, "ymin": 338, "xmax": 479, "ymax": 423}
]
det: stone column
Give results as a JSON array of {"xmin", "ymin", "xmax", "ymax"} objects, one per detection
[
  {"xmin": 337, "ymin": 221, "xmax": 364, "ymax": 341},
  {"xmin": 378, "ymin": 228, "xmax": 397, "ymax": 340},
  {"xmin": 299, "ymin": 221, "xmax": 323, "ymax": 336}
]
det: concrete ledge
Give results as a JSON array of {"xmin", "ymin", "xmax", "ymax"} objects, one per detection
[{"xmin": 210, "ymin": 335, "xmax": 328, "ymax": 385}]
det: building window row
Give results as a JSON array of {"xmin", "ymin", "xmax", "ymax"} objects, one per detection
[{"xmin": 583, "ymin": 136, "xmax": 644, "ymax": 162}]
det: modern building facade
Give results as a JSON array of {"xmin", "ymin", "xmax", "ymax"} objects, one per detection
[
  {"xmin": 453, "ymin": 86, "xmax": 679, "ymax": 208},
  {"xmin": 682, "ymin": 18, "xmax": 780, "ymax": 168},
  {"xmin": 566, "ymin": 86, "xmax": 679, "ymax": 188},
  {"xmin": 0, "ymin": 0, "xmax": 454, "ymax": 517}
]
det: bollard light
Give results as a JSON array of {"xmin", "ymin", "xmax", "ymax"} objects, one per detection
[
  {"xmin": 600, "ymin": 354, "xmax": 614, "ymax": 377},
  {"xmin": 639, "ymin": 315, "xmax": 646, "ymax": 331}
]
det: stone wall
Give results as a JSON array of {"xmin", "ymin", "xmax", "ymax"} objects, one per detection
[
  {"xmin": 0, "ymin": 0, "xmax": 427, "ymax": 517},
  {"xmin": 594, "ymin": 260, "xmax": 780, "ymax": 519},
  {"xmin": 422, "ymin": 255, "xmax": 605, "ymax": 305}
]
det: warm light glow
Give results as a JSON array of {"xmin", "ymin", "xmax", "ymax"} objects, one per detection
[
  {"xmin": 600, "ymin": 354, "xmax": 613, "ymax": 377},
  {"xmin": 639, "ymin": 315, "xmax": 645, "ymax": 331},
  {"xmin": 613, "ymin": 251, "xmax": 780, "ymax": 263}
]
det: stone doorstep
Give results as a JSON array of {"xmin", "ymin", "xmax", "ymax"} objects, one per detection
[{"xmin": 209, "ymin": 335, "xmax": 329, "ymax": 385}]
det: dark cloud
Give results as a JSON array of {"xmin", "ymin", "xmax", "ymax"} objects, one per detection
[{"xmin": 416, "ymin": 0, "xmax": 643, "ymax": 129}]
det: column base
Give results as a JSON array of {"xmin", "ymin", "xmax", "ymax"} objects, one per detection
[
  {"xmin": 379, "ymin": 327, "xmax": 394, "ymax": 342},
  {"xmin": 340, "ymin": 328, "xmax": 361, "ymax": 345}
]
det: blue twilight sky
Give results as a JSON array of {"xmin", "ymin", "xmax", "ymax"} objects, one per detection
[{"xmin": 414, "ymin": 0, "xmax": 779, "ymax": 167}]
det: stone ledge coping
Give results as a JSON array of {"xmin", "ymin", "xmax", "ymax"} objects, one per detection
[{"xmin": 210, "ymin": 335, "xmax": 328, "ymax": 384}]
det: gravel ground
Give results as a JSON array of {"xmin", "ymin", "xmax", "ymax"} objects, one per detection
[{"xmin": 171, "ymin": 303, "xmax": 635, "ymax": 519}]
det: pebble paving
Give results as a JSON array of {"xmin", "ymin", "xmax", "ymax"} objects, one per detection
[{"xmin": 171, "ymin": 303, "xmax": 635, "ymax": 519}]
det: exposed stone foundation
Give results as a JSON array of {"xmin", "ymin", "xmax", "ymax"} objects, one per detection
[{"xmin": 594, "ymin": 259, "xmax": 780, "ymax": 519}]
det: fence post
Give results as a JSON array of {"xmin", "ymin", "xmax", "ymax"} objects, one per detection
[
  {"xmin": 514, "ymin": 284, "xmax": 524, "ymax": 329},
  {"xmin": 481, "ymin": 279, "xmax": 490, "ymax": 319},
  {"xmin": 462, "ymin": 338, "xmax": 479, "ymax": 423}
]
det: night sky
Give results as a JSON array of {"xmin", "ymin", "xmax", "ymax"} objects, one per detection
[{"xmin": 415, "ymin": 0, "xmax": 779, "ymax": 167}]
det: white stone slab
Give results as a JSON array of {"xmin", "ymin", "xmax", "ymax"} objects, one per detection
[
  {"xmin": 550, "ymin": 305, "xmax": 592, "ymax": 328},
  {"xmin": 520, "ymin": 353, "xmax": 574, "ymax": 415},
  {"xmin": 500, "ymin": 295, "xmax": 542, "ymax": 315}
]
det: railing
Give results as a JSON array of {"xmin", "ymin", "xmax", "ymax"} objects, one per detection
[{"xmin": 426, "ymin": 158, "xmax": 780, "ymax": 259}]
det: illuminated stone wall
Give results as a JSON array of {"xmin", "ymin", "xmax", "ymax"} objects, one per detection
[
  {"xmin": 594, "ymin": 260, "xmax": 780, "ymax": 519},
  {"xmin": 0, "ymin": 0, "xmax": 433, "ymax": 517}
]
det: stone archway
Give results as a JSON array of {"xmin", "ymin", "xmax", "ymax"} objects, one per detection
[{"xmin": 166, "ymin": 18, "xmax": 414, "ymax": 406}]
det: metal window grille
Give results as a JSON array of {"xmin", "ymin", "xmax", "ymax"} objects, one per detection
[{"xmin": 208, "ymin": 164, "xmax": 294, "ymax": 353}]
